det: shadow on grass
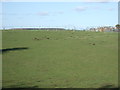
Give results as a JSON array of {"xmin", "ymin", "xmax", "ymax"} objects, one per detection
[
  {"xmin": 0, "ymin": 47, "xmax": 29, "ymax": 54},
  {"xmin": 1, "ymin": 85, "xmax": 119, "ymax": 90},
  {"xmin": 96, "ymin": 84, "xmax": 119, "ymax": 90},
  {"xmin": 1, "ymin": 87, "xmax": 119, "ymax": 90},
  {"xmin": 1, "ymin": 83, "xmax": 119, "ymax": 90}
]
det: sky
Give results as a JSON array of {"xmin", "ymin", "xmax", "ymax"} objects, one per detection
[{"xmin": 0, "ymin": 1, "xmax": 118, "ymax": 30}]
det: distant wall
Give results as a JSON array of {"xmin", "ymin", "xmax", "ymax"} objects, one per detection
[{"xmin": 10, "ymin": 28, "xmax": 66, "ymax": 30}]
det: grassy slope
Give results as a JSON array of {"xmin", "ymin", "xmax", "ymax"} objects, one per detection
[{"xmin": 2, "ymin": 30, "xmax": 118, "ymax": 88}]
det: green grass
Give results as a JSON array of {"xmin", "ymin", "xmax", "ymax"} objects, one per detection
[{"xmin": 2, "ymin": 30, "xmax": 118, "ymax": 88}]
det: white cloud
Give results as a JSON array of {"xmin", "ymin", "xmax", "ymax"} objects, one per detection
[
  {"xmin": 108, "ymin": 8, "xmax": 116, "ymax": 11},
  {"xmin": 1, "ymin": 0, "xmax": 119, "ymax": 2},
  {"xmin": 91, "ymin": 6, "xmax": 101, "ymax": 10},
  {"xmin": 75, "ymin": 6, "xmax": 87, "ymax": 12},
  {"xmin": 0, "ymin": 13, "xmax": 34, "ymax": 16},
  {"xmin": 37, "ymin": 11, "xmax": 64, "ymax": 16},
  {"xmin": 57, "ymin": 11, "xmax": 64, "ymax": 14},
  {"xmin": 83, "ymin": 0, "xmax": 118, "ymax": 2},
  {"xmin": 37, "ymin": 12, "xmax": 49, "ymax": 16},
  {"xmin": 0, "ymin": 13, "xmax": 17, "ymax": 15}
]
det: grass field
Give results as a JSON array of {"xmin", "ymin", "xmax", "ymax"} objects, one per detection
[{"xmin": 2, "ymin": 30, "xmax": 118, "ymax": 88}]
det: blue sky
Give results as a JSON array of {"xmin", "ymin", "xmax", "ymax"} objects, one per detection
[{"xmin": 1, "ymin": 2, "xmax": 118, "ymax": 29}]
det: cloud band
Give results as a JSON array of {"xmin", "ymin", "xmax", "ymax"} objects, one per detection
[{"xmin": 1, "ymin": 0, "xmax": 119, "ymax": 2}]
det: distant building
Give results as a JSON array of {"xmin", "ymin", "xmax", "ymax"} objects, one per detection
[{"xmin": 89, "ymin": 26, "xmax": 116, "ymax": 32}]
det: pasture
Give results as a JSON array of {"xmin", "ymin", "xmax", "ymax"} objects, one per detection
[{"xmin": 2, "ymin": 30, "xmax": 118, "ymax": 88}]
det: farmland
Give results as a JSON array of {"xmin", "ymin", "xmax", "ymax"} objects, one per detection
[{"xmin": 2, "ymin": 30, "xmax": 118, "ymax": 88}]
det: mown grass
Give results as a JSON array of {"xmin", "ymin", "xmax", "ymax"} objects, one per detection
[{"xmin": 2, "ymin": 30, "xmax": 118, "ymax": 88}]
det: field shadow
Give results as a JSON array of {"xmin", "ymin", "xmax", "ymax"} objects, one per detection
[
  {"xmin": 0, "ymin": 47, "xmax": 29, "ymax": 53},
  {"xmin": 1, "ymin": 85, "xmax": 119, "ymax": 90},
  {"xmin": 96, "ymin": 84, "xmax": 119, "ymax": 90}
]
